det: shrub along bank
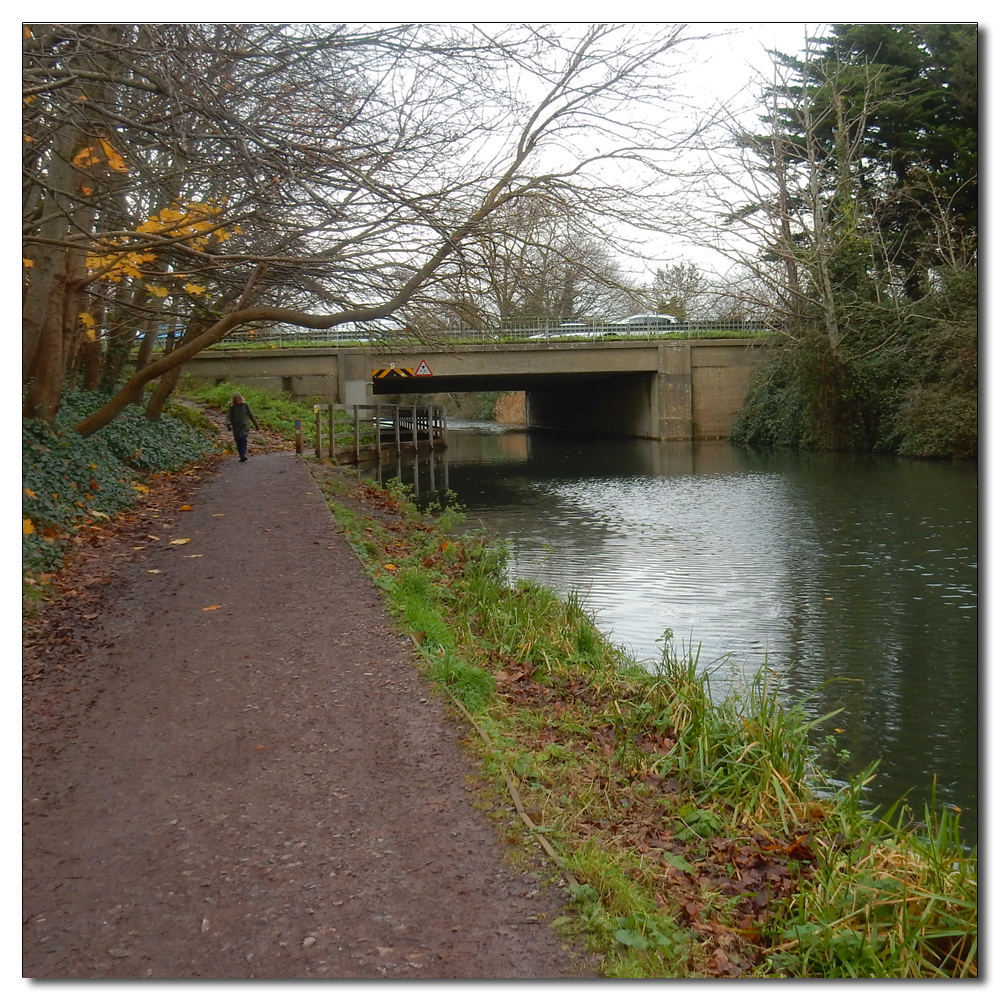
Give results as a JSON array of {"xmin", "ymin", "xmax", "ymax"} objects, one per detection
[
  {"xmin": 22, "ymin": 388, "xmax": 216, "ymax": 600},
  {"xmin": 730, "ymin": 269, "xmax": 977, "ymax": 459},
  {"xmin": 309, "ymin": 462, "xmax": 977, "ymax": 978}
]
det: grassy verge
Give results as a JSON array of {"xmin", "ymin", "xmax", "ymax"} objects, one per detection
[{"xmin": 307, "ymin": 462, "xmax": 977, "ymax": 979}]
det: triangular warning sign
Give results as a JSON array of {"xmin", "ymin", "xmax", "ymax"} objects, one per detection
[{"xmin": 414, "ymin": 360, "xmax": 432, "ymax": 376}]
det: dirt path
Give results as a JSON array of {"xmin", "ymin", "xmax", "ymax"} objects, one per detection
[{"xmin": 23, "ymin": 451, "xmax": 594, "ymax": 979}]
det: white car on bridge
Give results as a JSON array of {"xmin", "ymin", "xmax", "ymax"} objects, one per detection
[{"xmin": 608, "ymin": 313, "xmax": 679, "ymax": 334}]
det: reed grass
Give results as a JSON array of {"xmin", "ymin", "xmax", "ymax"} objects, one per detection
[{"xmin": 310, "ymin": 464, "xmax": 977, "ymax": 979}]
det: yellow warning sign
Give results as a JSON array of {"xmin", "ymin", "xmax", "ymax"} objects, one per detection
[
  {"xmin": 414, "ymin": 360, "xmax": 433, "ymax": 376},
  {"xmin": 371, "ymin": 367, "xmax": 415, "ymax": 378}
]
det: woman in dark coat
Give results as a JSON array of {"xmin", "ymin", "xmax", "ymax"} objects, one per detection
[{"xmin": 226, "ymin": 392, "xmax": 260, "ymax": 462}]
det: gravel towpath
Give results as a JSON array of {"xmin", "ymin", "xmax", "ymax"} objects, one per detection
[{"xmin": 23, "ymin": 450, "xmax": 592, "ymax": 979}]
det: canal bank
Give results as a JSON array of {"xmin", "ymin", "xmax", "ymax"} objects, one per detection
[
  {"xmin": 310, "ymin": 457, "xmax": 977, "ymax": 977},
  {"xmin": 361, "ymin": 423, "xmax": 979, "ymax": 844}
]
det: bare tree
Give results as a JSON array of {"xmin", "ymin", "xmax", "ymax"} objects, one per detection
[
  {"xmin": 680, "ymin": 37, "xmax": 932, "ymax": 349},
  {"xmin": 416, "ymin": 193, "xmax": 644, "ymax": 328},
  {"xmin": 643, "ymin": 260, "xmax": 709, "ymax": 320},
  {"xmin": 23, "ymin": 22, "xmax": 711, "ymax": 435}
]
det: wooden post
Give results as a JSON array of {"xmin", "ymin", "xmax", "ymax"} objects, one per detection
[
  {"xmin": 314, "ymin": 407, "xmax": 321, "ymax": 458},
  {"xmin": 353, "ymin": 405, "xmax": 360, "ymax": 463},
  {"xmin": 411, "ymin": 404, "xmax": 418, "ymax": 451},
  {"xmin": 376, "ymin": 404, "xmax": 382, "ymax": 464},
  {"xmin": 295, "ymin": 420, "xmax": 302, "ymax": 454},
  {"xmin": 327, "ymin": 405, "xmax": 334, "ymax": 460},
  {"xmin": 394, "ymin": 404, "xmax": 401, "ymax": 453}
]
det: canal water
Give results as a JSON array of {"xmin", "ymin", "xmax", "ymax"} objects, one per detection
[{"xmin": 365, "ymin": 421, "xmax": 979, "ymax": 842}]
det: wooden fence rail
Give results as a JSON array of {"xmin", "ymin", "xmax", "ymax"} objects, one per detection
[{"xmin": 311, "ymin": 403, "xmax": 446, "ymax": 464}]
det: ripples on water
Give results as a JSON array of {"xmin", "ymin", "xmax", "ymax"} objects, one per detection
[{"xmin": 378, "ymin": 428, "xmax": 978, "ymax": 840}]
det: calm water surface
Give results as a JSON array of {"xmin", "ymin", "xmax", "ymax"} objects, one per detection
[{"xmin": 368, "ymin": 423, "xmax": 979, "ymax": 840}]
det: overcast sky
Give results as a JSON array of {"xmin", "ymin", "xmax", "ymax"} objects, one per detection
[{"xmin": 623, "ymin": 22, "xmax": 832, "ymax": 276}]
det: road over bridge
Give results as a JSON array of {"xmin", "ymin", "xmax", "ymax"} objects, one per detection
[{"xmin": 184, "ymin": 338, "xmax": 770, "ymax": 441}]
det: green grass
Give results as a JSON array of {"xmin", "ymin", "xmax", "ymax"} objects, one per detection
[{"xmin": 308, "ymin": 463, "xmax": 977, "ymax": 978}]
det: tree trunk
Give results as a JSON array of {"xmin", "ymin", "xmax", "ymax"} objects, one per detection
[
  {"xmin": 81, "ymin": 295, "xmax": 105, "ymax": 390},
  {"xmin": 135, "ymin": 320, "xmax": 162, "ymax": 371},
  {"xmin": 23, "ymin": 262, "xmax": 69, "ymax": 423},
  {"xmin": 80, "ymin": 336, "xmax": 102, "ymax": 391},
  {"xmin": 22, "ymin": 27, "xmax": 118, "ymax": 419},
  {"xmin": 144, "ymin": 321, "xmax": 206, "ymax": 420},
  {"xmin": 100, "ymin": 335, "xmax": 133, "ymax": 393}
]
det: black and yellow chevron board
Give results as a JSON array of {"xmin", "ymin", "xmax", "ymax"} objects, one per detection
[{"xmin": 371, "ymin": 367, "xmax": 415, "ymax": 378}]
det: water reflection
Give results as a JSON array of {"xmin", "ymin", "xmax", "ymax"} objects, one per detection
[{"xmin": 366, "ymin": 424, "xmax": 978, "ymax": 841}]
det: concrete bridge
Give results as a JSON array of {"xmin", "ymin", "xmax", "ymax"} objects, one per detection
[{"xmin": 184, "ymin": 338, "xmax": 770, "ymax": 441}]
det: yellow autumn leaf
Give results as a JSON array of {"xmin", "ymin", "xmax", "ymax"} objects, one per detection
[
  {"xmin": 184, "ymin": 283, "xmax": 207, "ymax": 295},
  {"xmin": 169, "ymin": 538, "xmax": 190, "ymax": 545},
  {"xmin": 133, "ymin": 483, "xmax": 149, "ymax": 492},
  {"xmin": 23, "ymin": 518, "xmax": 35, "ymax": 535},
  {"xmin": 145, "ymin": 285, "xmax": 169, "ymax": 298},
  {"xmin": 24, "ymin": 488, "xmax": 36, "ymax": 498},
  {"xmin": 179, "ymin": 504, "xmax": 193, "ymax": 511},
  {"xmin": 99, "ymin": 137, "xmax": 128, "ymax": 173},
  {"xmin": 73, "ymin": 146, "xmax": 100, "ymax": 168},
  {"xmin": 81, "ymin": 185, "xmax": 94, "ymax": 196},
  {"xmin": 23, "ymin": 258, "xmax": 33, "ymax": 268},
  {"xmin": 383, "ymin": 563, "xmax": 398, "ymax": 571},
  {"xmin": 202, "ymin": 605, "xmax": 223, "ymax": 611}
]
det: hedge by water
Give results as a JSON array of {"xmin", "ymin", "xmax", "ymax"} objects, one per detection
[{"xmin": 22, "ymin": 389, "xmax": 216, "ymax": 579}]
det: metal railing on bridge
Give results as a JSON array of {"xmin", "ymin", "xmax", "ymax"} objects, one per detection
[{"xmin": 214, "ymin": 317, "xmax": 779, "ymax": 349}]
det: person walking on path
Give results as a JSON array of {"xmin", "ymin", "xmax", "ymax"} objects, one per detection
[{"xmin": 226, "ymin": 392, "xmax": 260, "ymax": 462}]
